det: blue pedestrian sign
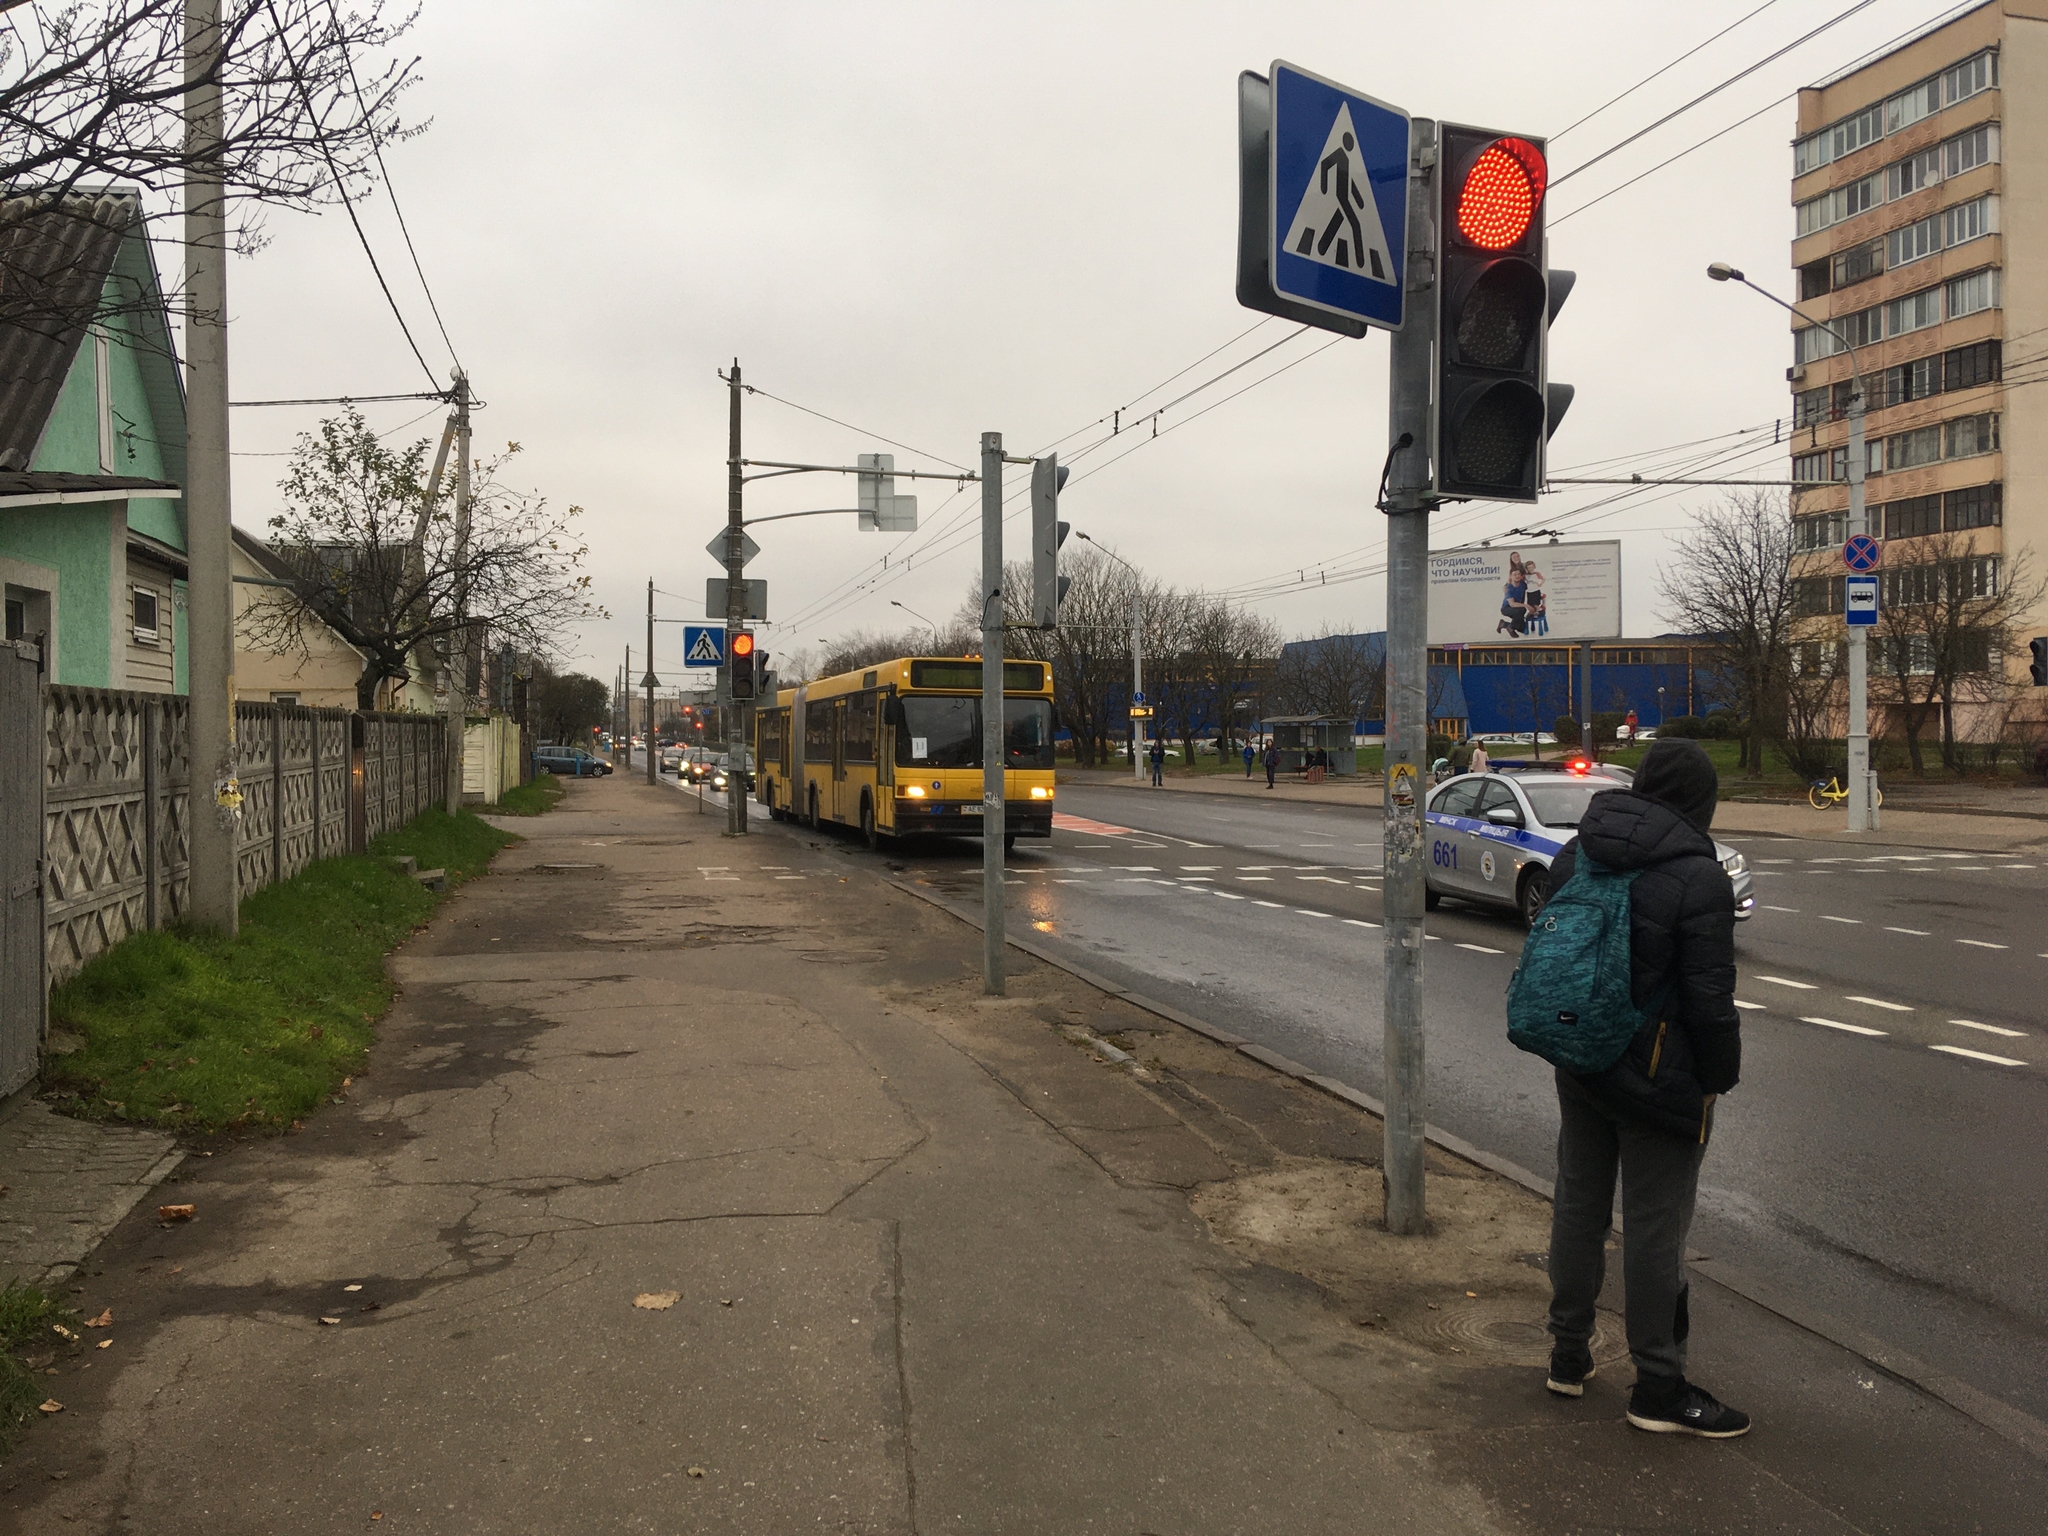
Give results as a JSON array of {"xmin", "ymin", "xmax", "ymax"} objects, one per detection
[
  {"xmin": 1843, "ymin": 533, "xmax": 1883, "ymax": 572},
  {"xmin": 1845, "ymin": 574, "xmax": 1879, "ymax": 627},
  {"xmin": 683, "ymin": 624, "xmax": 726, "ymax": 667},
  {"xmin": 1268, "ymin": 62, "xmax": 1409, "ymax": 332}
]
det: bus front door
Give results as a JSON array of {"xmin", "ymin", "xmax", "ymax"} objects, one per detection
[{"xmin": 831, "ymin": 699, "xmax": 848, "ymax": 823}]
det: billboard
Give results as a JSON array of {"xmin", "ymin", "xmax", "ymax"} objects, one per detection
[{"xmin": 1427, "ymin": 540, "xmax": 1621, "ymax": 645}]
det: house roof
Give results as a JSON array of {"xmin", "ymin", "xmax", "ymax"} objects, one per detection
[{"xmin": 0, "ymin": 469, "xmax": 180, "ymax": 502}]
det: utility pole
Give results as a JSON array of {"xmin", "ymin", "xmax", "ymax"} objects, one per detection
[
  {"xmin": 980, "ymin": 431, "xmax": 1006, "ymax": 995},
  {"xmin": 725, "ymin": 361, "xmax": 748, "ymax": 836},
  {"xmin": 183, "ymin": 0, "xmax": 237, "ymax": 934},
  {"xmin": 620, "ymin": 648, "xmax": 629, "ymax": 764},
  {"xmin": 645, "ymin": 578, "xmax": 657, "ymax": 785},
  {"xmin": 1131, "ymin": 588, "xmax": 1145, "ymax": 782},
  {"xmin": 1844, "ymin": 375, "xmax": 1874, "ymax": 831},
  {"xmin": 444, "ymin": 369, "xmax": 471, "ymax": 813},
  {"xmin": 1380, "ymin": 118, "xmax": 1437, "ymax": 1237}
]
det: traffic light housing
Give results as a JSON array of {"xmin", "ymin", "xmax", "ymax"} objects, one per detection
[
  {"xmin": 729, "ymin": 630, "xmax": 756, "ymax": 700},
  {"xmin": 1031, "ymin": 455, "xmax": 1072, "ymax": 628},
  {"xmin": 2031, "ymin": 636, "xmax": 2048, "ymax": 686},
  {"xmin": 1432, "ymin": 126, "xmax": 1572, "ymax": 502}
]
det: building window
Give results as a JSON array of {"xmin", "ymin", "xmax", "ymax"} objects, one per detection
[
  {"xmin": 1945, "ymin": 412, "xmax": 1998, "ymax": 459},
  {"xmin": 1943, "ymin": 194, "xmax": 1995, "ymax": 248},
  {"xmin": 1798, "ymin": 258, "xmax": 1832, "ymax": 300},
  {"xmin": 1941, "ymin": 49, "xmax": 1997, "ymax": 107},
  {"xmin": 1885, "ymin": 287, "xmax": 1940, "ymax": 338},
  {"xmin": 1793, "ymin": 511, "xmax": 1846, "ymax": 551},
  {"xmin": 95, "ymin": 330, "xmax": 115, "ymax": 473},
  {"xmin": 1794, "ymin": 575, "xmax": 1846, "ymax": 617},
  {"xmin": 1795, "ymin": 326, "xmax": 1841, "ymax": 365},
  {"xmin": 1886, "ymin": 74, "xmax": 1942, "ymax": 134},
  {"xmin": 1830, "ymin": 238, "xmax": 1883, "ymax": 290},
  {"xmin": 1886, "ymin": 425, "xmax": 1944, "ymax": 471},
  {"xmin": 1795, "ymin": 171, "xmax": 1883, "ymax": 238},
  {"xmin": 1878, "ymin": 355, "xmax": 1937, "ymax": 410},
  {"xmin": 1886, "ymin": 213, "xmax": 1941, "ymax": 269},
  {"xmin": 1887, "ymin": 146, "xmax": 1942, "ymax": 200},
  {"xmin": 1944, "ymin": 482, "xmax": 2001, "ymax": 531},
  {"xmin": 1883, "ymin": 556, "xmax": 1998, "ymax": 608},
  {"xmin": 1946, "ymin": 267, "xmax": 1999, "ymax": 320},
  {"xmin": 1943, "ymin": 123, "xmax": 1995, "ymax": 178},
  {"xmin": 132, "ymin": 587, "xmax": 160, "ymax": 642},
  {"xmin": 1882, "ymin": 493, "xmax": 1941, "ymax": 540},
  {"xmin": 1944, "ymin": 339, "xmax": 1999, "ymax": 391},
  {"xmin": 1793, "ymin": 386, "xmax": 1832, "ymax": 427},
  {"xmin": 271, "ymin": 692, "xmax": 300, "ymax": 706},
  {"xmin": 1792, "ymin": 450, "xmax": 1833, "ymax": 485},
  {"xmin": 1795, "ymin": 102, "xmax": 1884, "ymax": 176}
]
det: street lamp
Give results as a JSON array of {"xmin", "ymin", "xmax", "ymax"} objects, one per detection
[
  {"xmin": 1075, "ymin": 531, "xmax": 1146, "ymax": 782},
  {"xmin": 1708, "ymin": 262, "xmax": 1874, "ymax": 833},
  {"xmin": 890, "ymin": 599, "xmax": 941, "ymax": 653}
]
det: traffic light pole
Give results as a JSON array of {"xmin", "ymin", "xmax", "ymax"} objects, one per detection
[
  {"xmin": 1845, "ymin": 377, "xmax": 1874, "ymax": 832},
  {"xmin": 1381, "ymin": 117, "xmax": 1437, "ymax": 1238},
  {"xmin": 980, "ymin": 431, "xmax": 1006, "ymax": 995},
  {"xmin": 725, "ymin": 360, "xmax": 748, "ymax": 836},
  {"xmin": 645, "ymin": 578, "xmax": 657, "ymax": 786}
]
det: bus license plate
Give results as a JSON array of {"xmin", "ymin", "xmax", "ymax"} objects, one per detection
[{"xmin": 961, "ymin": 804, "xmax": 983, "ymax": 816}]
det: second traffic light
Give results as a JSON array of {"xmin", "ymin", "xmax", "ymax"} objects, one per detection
[
  {"xmin": 1031, "ymin": 454, "xmax": 1071, "ymax": 628},
  {"xmin": 1432, "ymin": 125, "xmax": 1572, "ymax": 503},
  {"xmin": 729, "ymin": 630, "xmax": 757, "ymax": 700}
]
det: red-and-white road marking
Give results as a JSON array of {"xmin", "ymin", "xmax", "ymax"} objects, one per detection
[{"xmin": 1054, "ymin": 812, "xmax": 1135, "ymax": 837}]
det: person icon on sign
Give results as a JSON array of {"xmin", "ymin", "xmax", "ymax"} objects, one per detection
[{"xmin": 1313, "ymin": 132, "xmax": 1373, "ymax": 275}]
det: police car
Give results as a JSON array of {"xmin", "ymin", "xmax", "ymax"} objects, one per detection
[{"xmin": 1424, "ymin": 766, "xmax": 1755, "ymax": 928}]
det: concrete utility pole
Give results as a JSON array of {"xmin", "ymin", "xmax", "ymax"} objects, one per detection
[
  {"xmin": 980, "ymin": 431, "xmax": 1006, "ymax": 995},
  {"xmin": 1380, "ymin": 118, "xmax": 1437, "ymax": 1237},
  {"xmin": 725, "ymin": 361, "xmax": 748, "ymax": 836},
  {"xmin": 645, "ymin": 578, "xmax": 656, "ymax": 785},
  {"xmin": 183, "ymin": 0, "xmax": 238, "ymax": 934},
  {"xmin": 444, "ymin": 369, "xmax": 471, "ymax": 813}
]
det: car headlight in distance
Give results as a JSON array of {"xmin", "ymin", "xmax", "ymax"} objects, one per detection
[
  {"xmin": 1721, "ymin": 851, "xmax": 1748, "ymax": 876},
  {"xmin": 1029, "ymin": 786, "xmax": 1052, "ymax": 799}
]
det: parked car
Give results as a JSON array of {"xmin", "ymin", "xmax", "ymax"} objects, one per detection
[
  {"xmin": 533, "ymin": 745, "xmax": 612, "ymax": 777},
  {"xmin": 1423, "ymin": 769, "xmax": 1751, "ymax": 928}
]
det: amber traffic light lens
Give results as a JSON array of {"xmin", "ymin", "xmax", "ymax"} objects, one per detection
[{"xmin": 1455, "ymin": 138, "xmax": 1547, "ymax": 251}]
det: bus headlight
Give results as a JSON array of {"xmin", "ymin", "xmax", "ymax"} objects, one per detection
[
  {"xmin": 1029, "ymin": 786, "xmax": 1052, "ymax": 799},
  {"xmin": 901, "ymin": 785, "xmax": 926, "ymax": 798}
]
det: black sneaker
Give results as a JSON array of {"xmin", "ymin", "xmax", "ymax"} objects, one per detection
[
  {"xmin": 1545, "ymin": 1353, "xmax": 1596, "ymax": 1397},
  {"xmin": 1627, "ymin": 1382, "xmax": 1751, "ymax": 1438}
]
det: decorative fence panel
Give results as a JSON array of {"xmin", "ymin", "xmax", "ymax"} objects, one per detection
[{"xmin": 42, "ymin": 687, "xmax": 447, "ymax": 985}]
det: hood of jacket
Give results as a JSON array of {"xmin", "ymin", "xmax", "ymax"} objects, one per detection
[{"xmin": 1575, "ymin": 787, "xmax": 1717, "ymax": 872}]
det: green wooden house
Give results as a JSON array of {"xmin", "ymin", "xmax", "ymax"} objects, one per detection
[{"xmin": 0, "ymin": 190, "xmax": 188, "ymax": 692}]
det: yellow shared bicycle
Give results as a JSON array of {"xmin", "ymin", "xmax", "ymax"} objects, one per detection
[{"xmin": 1808, "ymin": 774, "xmax": 1882, "ymax": 810}]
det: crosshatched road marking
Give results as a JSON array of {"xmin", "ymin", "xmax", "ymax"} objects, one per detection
[
  {"xmin": 1455, "ymin": 942, "xmax": 1504, "ymax": 955},
  {"xmin": 1885, "ymin": 926, "xmax": 1931, "ymax": 936},
  {"xmin": 1734, "ymin": 1000, "xmax": 1764, "ymax": 1011},
  {"xmin": 1956, "ymin": 939, "xmax": 2008, "ymax": 950},
  {"xmin": 1952, "ymin": 1019, "xmax": 2027, "ymax": 1038},
  {"xmin": 1053, "ymin": 813, "xmax": 1135, "ymax": 836},
  {"xmin": 1803, "ymin": 1017, "xmax": 1887, "ymax": 1037},
  {"xmin": 1846, "ymin": 996, "xmax": 1913, "ymax": 1012},
  {"xmin": 1931, "ymin": 1044, "xmax": 2026, "ymax": 1067},
  {"xmin": 1756, "ymin": 976, "xmax": 1818, "ymax": 990}
]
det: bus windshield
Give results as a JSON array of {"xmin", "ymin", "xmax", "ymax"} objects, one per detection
[{"xmin": 897, "ymin": 696, "xmax": 1055, "ymax": 770}]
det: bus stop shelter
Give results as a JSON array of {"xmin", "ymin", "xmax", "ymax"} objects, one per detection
[{"xmin": 1262, "ymin": 715, "xmax": 1355, "ymax": 776}]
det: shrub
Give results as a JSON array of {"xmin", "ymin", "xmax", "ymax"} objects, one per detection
[
  {"xmin": 1552, "ymin": 715, "xmax": 1580, "ymax": 748},
  {"xmin": 1657, "ymin": 715, "xmax": 1707, "ymax": 739},
  {"xmin": 1703, "ymin": 710, "xmax": 1739, "ymax": 740}
]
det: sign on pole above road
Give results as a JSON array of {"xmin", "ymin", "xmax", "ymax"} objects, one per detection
[
  {"xmin": 1843, "ymin": 533, "xmax": 1883, "ymax": 572},
  {"xmin": 682, "ymin": 624, "xmax": 725, "ymax": 667},
  {"xmin": 857, "ymin": 454, "xmax": 919, "ymax": 532},
  {"xmin": 707, "ymin": 528, "xmax": 760, "ymax": 568},
  {"xmin": 1845, "ymin": 574, "xmax": 1879, "ymax": 627},
  {"xmin": 706, "ymin": 578, "xmax": 768, "ymax": 621}
]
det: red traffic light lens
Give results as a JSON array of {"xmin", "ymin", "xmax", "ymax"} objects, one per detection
[
  {"xmin": 730, "ymin": 632, "xmax": 756, "ymax": 658},
  {"xmin": 1456, "ymin": 138, "xmax": 1547, "ymax": 251}
]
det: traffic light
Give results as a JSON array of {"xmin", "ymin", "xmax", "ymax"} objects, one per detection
[
  {"xmin": 730, "ymin": 630, "xmax": 756, "ymax": 700},
  {"xmin": 1432, "ymin": 126, "xmax": 1573, "ymax": 502},
  {"xmin": 1031, "ymin": 454, "xmax": 1072, "ymax": 628},
  {"xmin": 2031, "ymin": 636, "xmax": 2048, "ymax": 686}
]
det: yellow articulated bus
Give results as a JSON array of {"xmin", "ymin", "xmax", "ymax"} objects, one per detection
[{"xmin": 755, "ymin": 657, "xmax": 1056, "ymax": 851}]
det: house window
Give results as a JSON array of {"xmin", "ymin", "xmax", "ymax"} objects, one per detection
[
  {"xmin": 271, "ymin": 692, "xmax": 300, "ymax": 705},
  {"xmin": 1795, "ymin": 102, "xmax": 1883, "ymax": 175},
  {"xmin": 1944, "ymin": 482, "xmax": 2001, "ymax": 531},
  {"xmin": 1886, "ymin": 213, "xmax": 1941, "ymax": 269},
  {"xmin": 1884, "ymin": 287, "xmax": 1941, "ymax": 338},
  {"xmin": 1831, "ymin": 239, "xmax": 1883, "ymax": 291},
  {"xmin": 1941, "ymin": 50, "xmax": 1997, "ymax": 107},
  {"xmin": 1793, "ymin": 511, "xmax": 1846, "ymax": 551},
  {"xmin": 1794, "ymin": 326, "xmax": 1842, "ymax": 365},
  {"xmin": 1798, "ymin": 259, "xmax": 1832, "ymax": 301},
  {"xmin": 1879, "ymin": 355, "xmax": 1937, "ymax": 409},
  {"xmin": 95, "ymin": 330, "xmax": 114, "ymax": 473},
  {"xmin": 1793, "ymin": 576, "xmax": 1845, "ymax": 617},
  {"xmin": 1943, "ymin": 194, "xmax": 1995, "ymax": 248},
  {"xmin": 132, "ymin": 587, "xmax": 160, "ymax": 642},
  {"xmin": 1792, "ymin": 386, "xmax": 1832, "ymax": 428},
  {"xmin": 1883, "ymin": 494, "xmax": 1941, "ymax": 540},
  {"xmin": 1946, "ymin": 268, "xmax": 1998, "ymax": 320},
  {"xmin": 1943, "ymin": 123, "xmax": 1995, "ymax": 178},
  {"xmin": 1795, "ymin": 172, "xmax": 1883, "ymax": 238},
  {"xmin": 1944, "ymin": 339, "xmax": 1999, "ymax": 390},
  {"xmin": 4, "ymin": 597, "xmax": 22, "ymax": 641},
  {"xmin": 1946, "ymin": 412, "xmax": 1998, "ymax": 459},
  {"xmin": 1792, "ymin": 450, "xmax": 1832, "ymax": 485},
  {"xmin": 1886, "ymin": 425, "xmax": 1944, "ymax": 471},
  {"xmin": 1887, "ymin": 146, "xmax": 1941, "ymax": 200}
]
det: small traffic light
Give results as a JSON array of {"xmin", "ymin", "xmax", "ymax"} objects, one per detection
[
  {"xmin": 730, "ymin": 630, "xmax": 757, "ymax": 700},
  {"xmin": 1432, "ymin": 126, "xmax": 1571, "ymax": 502},
  {"xmin": 1031, "ymin": 455, "xmax": 1072, "ymax": 628},
  {"xmin": 2031, "ymin": 636, "xmax": 2048, "ymax": 686}
]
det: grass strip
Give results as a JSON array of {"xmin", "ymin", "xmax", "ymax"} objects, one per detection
[
  {"xmin": 0, "ymin": 1282, "xmax": 79, "ymax": 1453},
  {"xmin": 486, "ymin": 774, "xmax": 564, "ymax": 816},
  {"xmin": 43, "ymin": 809, "xmax": 513, "ymax": 1135}
]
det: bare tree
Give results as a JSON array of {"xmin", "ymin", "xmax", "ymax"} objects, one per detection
[
  {"xmin": 1868, "ymin": 533, "xmax": 2042, "ymax": 775},
  {"xmin": 1779, "ymin": 638, "xmax": 1843, "ymax": 782},
  {"xmin": 1272, "ymin": 627, "xmax": 1382, "ymax": 723},
  {"xmin": 1657, "ymin": 489, "xmax": 1796, "ymax": 780},
  {"xmin": 246, "ymin": 408, "xmax": 601, "ymax": 709}
]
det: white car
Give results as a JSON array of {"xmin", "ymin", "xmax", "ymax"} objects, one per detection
[{"xmin": 1424, "ymin": 768, "xmax": 1755, "ymax": 928}]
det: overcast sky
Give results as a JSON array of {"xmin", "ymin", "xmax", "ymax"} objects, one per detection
[{"xmin": 212, "ymin": 0, "xmax": 1966, "ymax": 691}]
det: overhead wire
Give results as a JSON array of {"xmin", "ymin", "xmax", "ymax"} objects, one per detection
[{"xmin": 1551, "ymin": 0, "xmax": 1782, "ymax": 142}]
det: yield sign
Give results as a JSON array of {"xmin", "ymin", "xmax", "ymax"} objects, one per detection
[{"xmin": 706, "ymin": 527, "xmax": 760, "ymax": 568}]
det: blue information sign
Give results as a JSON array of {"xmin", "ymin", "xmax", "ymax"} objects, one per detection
[
  {"xmin": 1843, "ymin": 533, "xmax": 1883, "ymax": 572},
  {"xmin": 1845, "ymin": 574, "xmax": 1879, "ymax": 627},
  {"xmin": 682, "ymin": 625, "xmax": 726, "ymax": 667},
  {"xmin": 1268, "ymin": 61, "xmax": 1410, "ymax": 332}
]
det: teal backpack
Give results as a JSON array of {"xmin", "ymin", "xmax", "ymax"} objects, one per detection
[{"xmin": 1506, "ymin": 854, "xmax": 1665, "ymax": 1073}]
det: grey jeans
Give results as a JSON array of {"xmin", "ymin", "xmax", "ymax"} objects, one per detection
[{"xmin": 1546, "ymin": 1072, "xmax": 1706, "ymax": 1393}]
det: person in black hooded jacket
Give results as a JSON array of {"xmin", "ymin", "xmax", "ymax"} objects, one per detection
[{"xmin": 1540, "ymin": 737, "xmax": 1750, "ymax": 1438}]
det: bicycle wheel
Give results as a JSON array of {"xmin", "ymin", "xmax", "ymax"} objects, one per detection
[
  {"xmin": 1874, "ymin": 784, "xmax": 1883, "ymax": 808},
  {"xmin": 1808, "ymin": 783, "xmax": 1831, "ymax": 810}
]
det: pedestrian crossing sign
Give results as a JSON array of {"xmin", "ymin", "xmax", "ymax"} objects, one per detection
[
  {"xmin": 1268, "ymin": 61, "xmax": 1409, "ymax": 332},
  {"xmin": 683, "ymin": 625, "xmax": 726, "ymax": 667}
]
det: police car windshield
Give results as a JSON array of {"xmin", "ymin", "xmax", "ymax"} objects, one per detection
[{"xmin": 1521, "ymin": 782, "xmax": 1606, "ymax": 829}]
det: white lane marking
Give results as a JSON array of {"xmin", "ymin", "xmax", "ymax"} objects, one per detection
[
  {"xmin": 1344, "ymin": 919, "xmax": 1379, "ymax": 928},
  {"xmin": 1112, "ymin": 877, "xmax": 1155, "ymax": 884},
  {"xmin": 1885, "ymin": 926, "xmax": 1931, "ymax": 936},
  {"xmin": 1180, "ymin": 865, "xmax": 1220, "ymax": 871},
  {"xmin": 1075, "ymin": 843, "xmax": 1115, "ymax": 848},
  {"xmin": 1253, "ymin": 900, "xmax": 1284, "ymax": 908},
  {"xmin": 1127, "ymin": 841, "xmax": 1169, "ymax": 849},
  {"xmin": 1241, "ymin": 876, "xmax": 1274, "ymax": 882},
  {"xmin": 1756, "ymin": 976, "xmax": 1817, "ymax": 990},
  {"xmin": 1951, "ymin": 1019, "xmax": 2027, "ymax": 1038},
  {"xmin": 1297, "ymin": 875, "xmax": 1348, "ymax": 883},
  {"xmin": 1803, "ymin": 1017, "xmax": 1887, "ymax": 1037},
  {"xmin": 1215, "ymin": 892, "xmax": 1245, "ymax": 900},
  {"xmin": 1455, "ymin": 942, "xmax": 1505, "ymax": 955},
  {"xmin": 1238, "ymin": 865, "xmax": 1280, "ymax": 871},
  {"xmin": 1820, "ymin": 915, "xmax": 1862, "ymax": 925},
  {"xmin": 1956, "ymin": 939, "xmax": 2008, "ymax": 950},
  {"xmin": 1764, "ymin": 905, "xmax": 1800, "ymax": 913},
  {"xmin": 1929, "ymin": 853, "xmax": 1972, "ymax": 858},
  {"xmin": 1178, "ymin": 876, "xmax": 1214, "ymax": 882},
  {"xmin": 1114, "ymin": 866, "xmax": 1160, "ymax": 872},
  {"xmin": 774, "ymin": 875, "xmax": 805, "ymax": 881},
  {"xmin": 1846, "ymin": 996, "xmax": 1912, "ymax": 1012},
  {"xmin": 1734, "ymin": 1000, "xmax": 1764, "ymax": 1011},
  {"xmin": 1754, "ymin": 859, "xmax": 1795, "ymax": 865},
  {"xmin": 1931, "ymin": 1044, "xmax": 2026, "ymax": 1067},
  {"xmin": 1297, "ymin": 909, "xmax": 1332, "ymax": 919},
  {"xmin": 1053, "ymin": 879, "xmax": 1087, "ymax": 884},
  {"xmin": 1952, "ymin": 866, "xmax": 1990, "ymax": 872},
  {"xmin": 1999, "ymin": 864, "xmax": 2035, "ymax": 869},
  {"xmin": 1425, "ymin": 935, "xmax": 1443, "ymax": 942},
  {"xmin": 760, "ymin": 865, "xmax": 789, "ymax": 870}
]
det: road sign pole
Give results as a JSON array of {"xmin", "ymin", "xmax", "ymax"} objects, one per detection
[
  {"xmin": 1131, "ymin": 591, "xmax": 1145, "ymax": 781},
  {"xmin": 1381, "ymin": 117, "xmax": 1436, "ymax": 1238},
  {"xmin": 1845, "ymin": 378, "xmax": 1872, "ymax": 832},
  {"xmin": 980, "ymin": 431, "xmax": 1006, "ymax": 995},
  {"xmin": 726, "ymin": 360, "xmax": 747, "ymax": 836}
]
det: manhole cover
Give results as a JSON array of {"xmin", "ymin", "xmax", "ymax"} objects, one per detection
[{"xmin": 1415, "ymin": 1296, "xmax": 1627, "ymax": 1366}]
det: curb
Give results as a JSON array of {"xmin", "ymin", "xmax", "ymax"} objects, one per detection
[{"xmin": 867, "ymin": 862, "xmax": 2048, "ymax": 1466}]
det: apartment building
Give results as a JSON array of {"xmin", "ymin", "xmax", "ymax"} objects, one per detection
[{"xmin": 1786, "ymin": 1, "xmax": 2047, "ymax": 733}]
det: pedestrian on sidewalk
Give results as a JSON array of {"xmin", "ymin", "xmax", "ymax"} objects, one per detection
[
  {"xmin": 1263, "ymin": 742, "xmax": 1278, "ymax": 789},
  {"xmin": 1243, "ymin": 741, "xmax": 1256, "ymax": 778},
  {"xmin": 1149, "ymin": 739, "xmax": 1165, "ymax": 787},
  {"xmin": 1540, "ymin": 737, "xmax": 1749, "ymax": 1438},
  {"xmin": 1469, "ymin": 740, "xmax": 1491, "ymax": 774}
]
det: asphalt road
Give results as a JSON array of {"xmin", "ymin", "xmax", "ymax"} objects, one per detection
[{"xmin": 857, "ymin": 777, "xmax": 2048, "ymax": 1431}]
